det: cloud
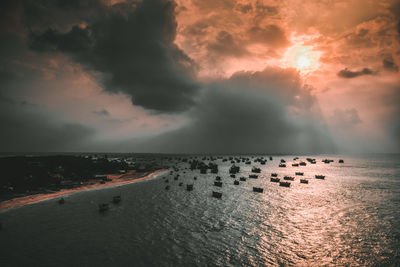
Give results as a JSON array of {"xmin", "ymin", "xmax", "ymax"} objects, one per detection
[
  {"xmin": 206, "ymin": 31, "xmax": 248, "ymax": 58},
  {"xmin": 132, "ymin": 87, "xmax": 335, "ymax": 154},
  {"xmin": 29, "ymin": 0, "xmax": 199, "ymax": 113},
  {"xmin": 248, "ymin": 25, "xmax": 289, "ymax": 48},
  {"xmin": 383, "ymin": 56, "xmax": 399, "ymax": 72},
  {"xmin": 235, "ymin": 3, "xmax": 252, "ymax": 14},
  {"xmin": 93, "ymin": 109, "xmax": 110, "ymax": 116},
  {"xmin": 126, "ymin": 67, "xmax": 336, "ymax": 154},
  {"xmin": 0, "ymin": 96, "xmax": 95, "ymax": 152},
  {"xmin": 337, "ymin": 68, "xmax": 374, "ymax": 78},
  {"xmin": 330, "ymin": 108, "xmax": 362, "ymax": 129}
]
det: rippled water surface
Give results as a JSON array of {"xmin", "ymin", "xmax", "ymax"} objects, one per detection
[{"xmin": 1, "ymin": 154, "xmax": 400, "ymax": 266}]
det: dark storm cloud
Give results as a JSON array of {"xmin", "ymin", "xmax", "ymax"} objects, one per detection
[
  {"xmin": 383, "ymin": 56, "xmax": 399, "ymax": 72},
  {"xmin": 337, "ymin": 68, "xmax": 373, "ymax": 78},
  {"xmin": 28, "ymin": 0, "xmax": 199, "ymax": 112},
  {"xmin": 0, "ymin": 97, "xmax": 95, "ymax": 152},
  {"xmin": 128, "ymin": 67, "xmax": 336, "ymax": 154},
  {"xmin": 133, "ymin": 87, "xmax": 335, "ymax": 154}
]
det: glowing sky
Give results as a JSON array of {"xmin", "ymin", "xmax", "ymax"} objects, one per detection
[{"xmin": 0, "ymin": 0, "xmax": 399, "ymax": 153}]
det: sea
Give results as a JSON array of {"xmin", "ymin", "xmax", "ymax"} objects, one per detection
[{"xmin": 0, "ymin": 154, "xmax": 399, "ymax": 266}]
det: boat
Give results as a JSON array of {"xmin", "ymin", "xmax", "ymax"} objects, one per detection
[
  {"xmin": 339, "ymin": 159, "xmax": 344, "ymax": 163},
  {"xmin": 251, "ymin": 167, "xmax": 261, "ymax": 173},
  {"xmin": 280, "ymin": 159, "xmax": 286, "ymax": 163},
  {"xmin": 229, "ymin": 165, "xmax": 240, "ymax": 174},
  {"xmin": 315, "ymin": 175, "xmax": 325, "ymax": 179},
  {"xmin": 253, "ymin": 187, "xmax": 263, "ymax": 193},
  {"xmin": 271, "ymin": 173, "xmax": 278, "ymax": 177},
  {"xmin": 58, "ymin": 198, "xmax": 65, "ymax": 204},
  {"xmin": 292, "ymin": 163, "xmax": 299, "ymax": 167},
  {"xmin": 269, "ymin": 156, "xmax": 273, "ymax": 160},
  {"xmin": 113, "ymin": 195, "xmax": 121, "ymax": 204},
  {"xmin": 279, "ymin": 163, "xmax": 286, "ymax": 168},
  {"xmin": 295, "ymin": 172, "xmax": 304, "ymax": 176},
  {"xmin": 270, "ymin": 177, "xmax": 280, "ymax": 182},
  {"xmin": 186, "ymin": 184, "xmax": 194, "ymax": 191},
  {"xmin": 240, "ymin": 177, "xmax": 246, "ymax": 181},
  {"xmin": 230, "ymin": 174, "xmax": 236, "ymax": 178},
  {"xmin": 234, "ymin": 180, "xmax": 239, "ymax": 185},
  {"xmin": 214, "ymin": 181, "xmax": 222, "ymax": 187},
  {"xmin": 284, "ymin": 176, "xmax": 294, "ymax": 181},
  {"xmin": 212, "ymin": 191, "xmax": 222, "ymax": 199},
  {"xmin": 299, "ymin": 162, "xmax": 307, "ymax": 166},
  {"xmin": 215, "ymin": 176, "xmax": 221, "ymax": 181},
  {"xmin": 279, "ymin": 181, "xmax": 291, "ymax": 187},
  {"xmin": 300, "ymin": 179, "xmax": 308, "ymax": 184},
  {"xmin": 98, "ymin": 203, "xmax": 109, "ymax": 212},
  {"xmin": 249, "ymin": 174, "xmax": 258, "ymax": 179}
]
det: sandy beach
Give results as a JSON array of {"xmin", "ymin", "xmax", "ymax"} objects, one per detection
[{"xmin": 0, "ymin": 169, "xmax": 167, "ymax": 211}]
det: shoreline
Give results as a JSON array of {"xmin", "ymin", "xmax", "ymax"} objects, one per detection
[{"xmin": 0, "ymin": 169, "xmax": 167, "ymax": 212}]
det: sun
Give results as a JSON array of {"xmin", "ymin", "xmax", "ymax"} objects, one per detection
[
  {"xmin": 283, "ymin": 45, "xmax": 320, "ymax": 73},
  {"xmin": 296, "ymin": 55, "xmax": 311, "ymax": 69}
]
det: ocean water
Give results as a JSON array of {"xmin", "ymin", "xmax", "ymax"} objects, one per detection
[{"xmin": 1, "ymin": 154, "xmax": 399, "ymax": 266}]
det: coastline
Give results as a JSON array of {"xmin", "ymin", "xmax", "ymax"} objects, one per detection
[{"xmin": 0, "ymin": 168, "xmax": 167, "ymax": 212}]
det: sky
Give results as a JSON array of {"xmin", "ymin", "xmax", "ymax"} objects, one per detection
[{"xmin": 0, "ymin": 0, "xmax": 399, "ymax": 154}]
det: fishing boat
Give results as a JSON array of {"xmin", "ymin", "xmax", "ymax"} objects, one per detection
[
  {"xmin": 284, "ymin": 176, "xmax": 294, "ymax": 181},
  {"xmin": 315, "ymin": 175, "xmax": 325, "ymax": 179},
  {"xmin": 300, "ymin": 179, "xmax": 308, "ymax": 184},
  {"xmin": 98, "ymin": 203, "xmax": 109, "ymax": 212},
  {"xmin": 234, "ymin": 180, "xmax": 239, "ymax": 185},
  {"xmin": 212, "ymin": 191, "xmax": 222, "ymax": 199},
  {"xmin": 270, "ymin": 177, "xmax": 280, "ymax": 182},
  {"xmin": 253, "ymin": 187, "xmax": 263, "ymax": 193},
  {"xmin": 249, "ymin": 174, "xmax": 258, "ymax": 179},
  {"xmin": 214, "ymin": 181, "xmax": 222, "ymax": 187},
  {"xmin": 279, "ymin": 181, "xmax": 291, "ymax": 187},
  {"xmin": 186, "ymin": 184, "xmax": 194, "ymax": 191},
  {"xmin": 295, "ymin": 172, "xmax": 304, "ymax": 176}
]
